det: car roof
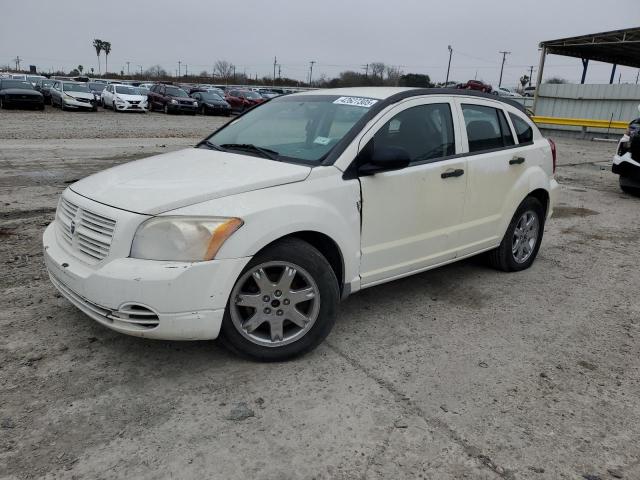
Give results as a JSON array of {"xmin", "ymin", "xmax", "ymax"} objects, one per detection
[{"xmin": 288, "ymin": 87, "xmax": 527, "ymax": 113}]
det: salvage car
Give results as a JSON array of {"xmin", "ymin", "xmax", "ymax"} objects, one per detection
[
  {"xmin": 191, "ymin": 91, "xmax": 231, "ymax": 116},
  {"xmin": 225, "ymin": 89, "xmax": 265, "ymax": 113},
  {"xmin": 34, "ymin": 78, "xmax": 56, "ymax": 104},
  {"xmin": 50, "ymin": 81, "xmax": 97, "ymax": 111},
  {"xmin": 43, "ymin": 87, "xmax": 558, "ymax": 361},
  {"xmin": 612, "ymin": 106, "xmax": 640, "ymax": 194},
  {"xmin": 0, "ymin": 79, "xmax": 44, "ymax": 109},
  {"xmin": 101, "ymin": 84, "xmax": 148, "ymax": 112},
  {"xmin": 147, "ymin": 83, "xmax": 197, "ymax": 114}
]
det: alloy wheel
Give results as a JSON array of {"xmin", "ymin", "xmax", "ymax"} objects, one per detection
[
  {"xmin": 229, "ymin": 261, "xmax": 321, "ymax": 347},
  {"xmin": 512, "ymin": 210, "xmax": 539, "ymax": 263}
]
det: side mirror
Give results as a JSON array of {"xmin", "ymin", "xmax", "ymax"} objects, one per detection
[{"xmin": 359, "ymin": 146, "xmax": 411, "ymax": 175}]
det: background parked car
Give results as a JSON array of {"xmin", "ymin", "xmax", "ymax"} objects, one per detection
[
  {"xmin": 0, "ymin": 78, "xmax": 44, "ymax": 110},
  {"xmin": 34, "ymin": 78, "xmax": 56, "ymax": 104},
  {"xmin": 493, "ymin": 87, "xmax": 522, "ymax": 98},
  {"xmin": 147, "ymin": 83, "xmax": 198, "ymax": 114},
  {"xmin": 87, "ymin": 82, "xmax": 107, "ymax": 103},
  {"xmin": 190, "ymin": 91, "xmax": 231, "ymax": 116},
  {"xmin": 225, "ymin": 89, "xmax": 265, "ymax": 113},
  {"xmin": 457, "ymin": 79, "xmax": 493, "ymax": 93},
  {"xmin": 523, "ymin": 86, "xmax": 536, "ymax": 97},
  {"xmin": 27, "ymin": 75, "xmax": 45, "ymax": 87},
  {"xmin": 101, "ymin": 84, "xmax": 148, "ymax": 112},
  {"xmin": 50, "ymin": 81, "xmax": 97, "ymax": 111}
]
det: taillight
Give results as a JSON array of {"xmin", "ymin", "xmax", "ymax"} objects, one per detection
[{"xmin": 548, "ymin": 138, "xmax": 557, "ymax": 174}]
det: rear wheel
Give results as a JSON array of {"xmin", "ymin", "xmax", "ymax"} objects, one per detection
[
  {"xmin": 487, "ymin": 196, "xmax": 545, "ymax": 272},
  {"xmin": 164, "ymin": 103, "xmax": 169, "ymax": 114},
  {"xmin": 0, "ymin": 97, "xmax": 5, "ymax": 109},
  {"xmin": 220, "ymin": 238, "xmax": 339, "ymax": 361},
  {"xmin": 620, "ymin": 176, "xmax": 640, "ymax": 196}
]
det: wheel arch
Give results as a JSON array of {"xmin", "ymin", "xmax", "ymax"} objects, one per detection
[{"xmin": 255, "ymin": 230, "xmax": 347, "ymax": 298}]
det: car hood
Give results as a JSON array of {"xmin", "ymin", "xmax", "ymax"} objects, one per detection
[
  {"xmin": 70, "ymin": 147, "xmax": 312, "ymax": 215},
  {"xmin": 2, "ymin": 88, "xmax": 41, "ymax": 96},
  {"xmin": 115, "ymin": 94, "xmax": 147, "ymax": 101},
  {"xmin": 65, "ymin": 91, "xmax": 94, "ymax": 99}
]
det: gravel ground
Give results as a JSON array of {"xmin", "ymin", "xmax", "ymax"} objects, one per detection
[{"xmin": 1, "ymin": 107, "xmax": 639, "ymax": 480}]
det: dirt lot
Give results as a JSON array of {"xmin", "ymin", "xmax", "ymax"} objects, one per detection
[{"xmin": 1, "ymin": 107, "xmax": 639, "ymax": 480}]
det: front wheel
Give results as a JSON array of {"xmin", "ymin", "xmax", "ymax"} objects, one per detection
[
  {"xmin": 164, "ymin": 103, "xmax": 169, "ymax": 114},
  {"xmin": 620, "ymin": 176, "xmax": 640, "ymax": 196},
  {"xmin": 220, "ymin": 238, "xmax": 339, "ymax": 361},
  {"xmin": 487, "ymin": 196, "xmax": 545, "ymax": 272}
]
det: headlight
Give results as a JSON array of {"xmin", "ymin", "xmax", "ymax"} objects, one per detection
[
  {"xmin": 116, "ymin": 96, "xmax": 126, "ymax": 103},
  {"xmin": 130, "ymin": 217, "xmax": 243, "ymax": 261},
  {"xmin": 170, "ymin": 99, "xmax": 178, "ymax": 104}
]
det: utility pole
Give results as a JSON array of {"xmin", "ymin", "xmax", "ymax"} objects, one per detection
[
  {"xmin": 125, "ymin": 61, "xmax": 130, "ymax": 76},
  {"xmin": 178, "ymin": 60, "xmax": 181, "ymax": 77},
  {"xmin": 309, "ymin": 60, "xmax": 316, "ymax": 86},
  {"xmin": 278, "ymin": 64, "xmax": 281, "ymax": 79},
  {"xmin": 233, "ymin": 65, "xmax": 236, "ymax": 83},
  {"xmin": 273, "ymin": 56, "xmax": 277, "ymax": 86},
  {"xmin": 14, "ymin": 56, "xmax": 21, "ymax": 71},
  {"xmin": 138, "ymin": 65, "xmax": 143, "ymax": 76},
  {"xmin": 361, "ymin": 64, "xmax": 369, "ymax": 78},
  {"xmin": 528, "ymin": 65, "xmax": 535, "ymax": 86},
  {"xmin": 498, "ymin": 51, "xmax": 511, "ymax": 87},
  {"xmin": 445, "ymin": 45, "xmax": 453, "ymax": 85},
  {"xmin": 636, "ymin": 69, "xmax": 639, "ymax": 84},
  {"xmin": 185, "ymin": 64, "xmax": 188, "ymax": 77}
]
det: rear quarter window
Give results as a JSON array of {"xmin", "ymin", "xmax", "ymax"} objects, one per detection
[{"xmin": 509, "ymin": 113, "xmax": 534, "ymax": 144}]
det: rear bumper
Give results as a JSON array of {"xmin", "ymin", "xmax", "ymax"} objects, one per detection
[
  {"xmin": 548, "ymin": 178, "xmax": 560, "ymax": 220},
  {"xmin": 43, "ymin": 222, "xmax": 251, "ymax": 340}
]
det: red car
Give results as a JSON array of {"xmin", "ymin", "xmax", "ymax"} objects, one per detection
[
  {"xmin": 457, "ymin": 80, "xmax": 492, "ymax": 93},
  {"xmin": 225, "ymin": 89, "xmax": 265, "ymax": 113}
]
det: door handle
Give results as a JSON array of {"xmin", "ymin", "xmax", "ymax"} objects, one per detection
[
  {"xmin": 441, "ymin": 168, "xmax": 464, "ymax": 179},
  {"xmin": 509, "ymin": 156, "xmax": 526, "ymax": 165}
]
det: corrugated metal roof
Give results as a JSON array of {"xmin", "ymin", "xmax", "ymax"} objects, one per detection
[{"xmin": 540, "ymin": 27, "xmax": 640, "ymax": 68}]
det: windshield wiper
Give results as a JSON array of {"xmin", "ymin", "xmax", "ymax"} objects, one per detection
[
  {"xmin": 220, "ymin": 143, "xmax": 279, "ymax": 160},
  {"xmin": 198, "ymin": 140, "xmax": 227, "ymax": 152}
]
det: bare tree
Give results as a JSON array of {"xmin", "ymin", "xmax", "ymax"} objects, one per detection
[
  {"xmin": 214, "ymin": 60, "xmax": 234, "ymax": 80},
  {"xmin": 385, "ymin": 65, "xmax": 403, "ymax": 86},
  {"xmin": 144, "ymin": 65, "xmax": 167, "ymax": 77},
  {"xmin": 369, "ymin": 62, "xmax": 386, "ymax": 80}
]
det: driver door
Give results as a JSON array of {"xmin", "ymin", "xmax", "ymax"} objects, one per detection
[{"xmin": 358, "ymin": 98, "xmax": 468, "ymax": 286}]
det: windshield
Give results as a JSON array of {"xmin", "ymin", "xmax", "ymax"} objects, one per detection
[
  {"xmin": 63, "ymin": 83, "xmax": 91, "ymax": 93},
  {"xmin": 1, "ymin": 80, "xmax": 34, "ymax": 90},
  {"xmin": 242, "ymin": 91, "xmax": 261, "ymax": 99},
  {"xmin": 88, "ymin": 82, "xmax": 105, "ymax": 90},
  {"xmin": 166, "ymin": 86, "xmax": 188, "ymax": 97},
  {"xmin": 136, "ymin": 87, "xmax": 149, "ymax": 94},
  {"xmin": 41, "ymin": 80, "xmax": 54, "ymax": 87},
  {"xmin": 115, "ymin": 85, "xmax": 139, "ymax": 95},
  {"xmin": 200, "ymin": 93, "xmax": 223, "ymax": 101},
  {"xmin": 27, "ymin": 76, "xmax": 42, "ymax": 82},
  {"xmin": 204, "ymin": 95, "xmax": 375, "ymax": 164}
]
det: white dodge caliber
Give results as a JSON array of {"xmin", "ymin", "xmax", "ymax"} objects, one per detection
[{"xmin": 43, "ymin": 87, "xmax": 558, "ymax": 360}]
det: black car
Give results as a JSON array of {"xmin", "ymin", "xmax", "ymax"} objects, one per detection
[
  {"xmin": 34, "ymin": 78, "xmax": 56, "ymax": 105},
  {"xmin": 0, "ymin": 79, "xmax": 44, "ymax": 110},
  {"xmin": 147, "ymin": 83, "xmax": 198, "ymax": 114},
  {"xmin": 87, "ymin": 82, "xmax": 107, "ymax": 103},
  {"xmin": 190, "ymin": 91, "xmax": 232, "ymax": 116}
]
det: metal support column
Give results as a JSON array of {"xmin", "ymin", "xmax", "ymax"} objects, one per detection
[
  {"xmin": 532, "ymin": 47, "xmax": 546, "ymax": 115},
  {"xmin": 581, "ymin": 58, "xmax": 589, "ymax": 84},
  {"xmin": 609, "ymin": 64, "xmax": 617, "ymax": 84}
]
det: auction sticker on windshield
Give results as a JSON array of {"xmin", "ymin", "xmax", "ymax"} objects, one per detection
[{"xmin": 333, "ymin": 96, "xmax": 378, "ymax": 108}]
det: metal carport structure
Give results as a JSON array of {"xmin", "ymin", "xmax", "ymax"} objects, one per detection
[{"xmin": 533, "ymin": 27, "xmax": 640, "ymax": 113}]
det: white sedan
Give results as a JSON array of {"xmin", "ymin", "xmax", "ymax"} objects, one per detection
[
  {"xmin": 43, "ymin": 87, "xmax": 558, "ymax": 361},
  {"xmin": 101, "ymin": 84, "xmax": 148, "ymax": 112},
  {"xmin": 494, "ymin": 87, "xmax": 523, "ymax": 98}
]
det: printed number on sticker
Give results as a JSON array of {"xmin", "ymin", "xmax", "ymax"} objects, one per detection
[{"xmin": 333, "ymin": 97, "xmax": 378, "ymax": 108}]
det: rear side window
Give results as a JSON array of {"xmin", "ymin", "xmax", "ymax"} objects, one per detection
[
  {"xmin": 462, "ymin": 104, "xmax": 515, "ymax": 153},
  {"xmin": 372, "ymin": 103, "xmax": 456, "ymax": 164},
  {"xmin": 509, "ymin": 113, "xmax": 534, "ymax": 144}
]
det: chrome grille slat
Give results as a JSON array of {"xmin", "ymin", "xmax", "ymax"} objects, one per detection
[{"xmin": 54, "ymin": 194, "xmax": 116, "ymax": 262}]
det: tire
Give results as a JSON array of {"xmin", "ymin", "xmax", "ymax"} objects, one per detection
[
  {"xmin": 164, "ymin": 103, "xmax": 169, "ymax": 114},
  {"xmin": 487, "ymin": 196, "xmax": 545, "ymax": 272},
  {"xmin": 102, "ymin": 99, "xmax": 106, "ymax": 108},
  {"xmin": 0, "ymin": 97, "xmax": 4, "ymax": 109},
  {"xmin": 147, "ymin": 99, "xmax": 154, "ymax": 111},
  {"xmin": 620, "ymin": 177, "xmax": 640, "ymax": 196},
  {"xmin": 60, "ymin": 101, "xmax": 66, "ymax": 111},
  {"xmin": 200, "ymin": 105, "xmax": 206, "ymax": 115},
  {"xmin": 112, "ymin": 101, "xmax": 118, "ymax": 112},
  {"xmin": 220, "ymin": 238, "xmax": 340, "ymax": 361}
]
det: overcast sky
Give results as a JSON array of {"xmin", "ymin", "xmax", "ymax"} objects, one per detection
[{"xmin": 2, "ymin": 0, "xmax": 638, "ymax": 86}]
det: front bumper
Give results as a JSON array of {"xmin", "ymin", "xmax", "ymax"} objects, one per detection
[
  {"xmin": 114, "ymin": 102, "xmax": 148, "ymax": 112},
  {"xmin": 5, "ymin": 96, "xmax": 43, "ymax": 107},
  {"xmin": 63, "ymin": 98, "xmax": 95, "ymax": 110},
  {"xmin": 43, "ymin": 222, "xmax": 250, "ymax": 340},
  {"xmin": 612, "ymin": 152, "xmax": 640, "ymax": 182},
  {"xmin": 168, "ymin": 103, "xmax": 198, "ymax": 113}
]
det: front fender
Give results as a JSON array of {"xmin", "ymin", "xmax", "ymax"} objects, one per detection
[{"xmin": 165, "ymin": 167, "xmax": 362, "ymax": 288}]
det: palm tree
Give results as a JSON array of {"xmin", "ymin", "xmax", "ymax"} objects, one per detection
[
  {"xmin": 102, "ymin": 41, "xmax": 111, "ymax": 74},
  {"xmin": 93, "ymin": 39, "xmax": 103, "ymax": 74},
  {"xmin": 78, "ymin": 65, "xmax": 84, "ymax": 74}
]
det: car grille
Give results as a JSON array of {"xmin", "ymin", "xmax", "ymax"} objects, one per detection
[
  {"xmin": 76, "ymin": 97, "xmax": 91, "ymax": 103},
  {"xmin": 49, "ymin": 275, "xmax": 160, "ymax": 330},
  {"xmin": 129, "ymin": 100, "xmax": 140, "ymax": 105},
  {"xmin": 9, "ymin": 94, "xmax": 38, "ymax": 101},
  {"xmin": 179, "ymin": 100, "xmax": 194, "ymax": 106},
  {"xmin": 56, "ymin": 196, "xmax": 116, "ymax": 262}
]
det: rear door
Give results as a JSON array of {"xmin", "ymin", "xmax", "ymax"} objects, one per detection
[
  {"xmin": 358, "ymin": 97, "xmax": 468, "ymax": 286},
  {"xmin": 453, "ymin": 99, "xmax": 529, "ymax": 256}
]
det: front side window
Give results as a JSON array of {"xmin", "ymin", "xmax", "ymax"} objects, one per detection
[
  {"xmin": 509, "ymin": 113, "xmax": 534, "ymax": 144},
  {"xmin": 371, "ymin": 103, "xmax": 456, "ymax": 163},
  {"xmin": 204, "ymin": 95, "xmax": 374, "ymax": 164},
  {"xmin": 462, "ymin": 104, "xmax": 514, "ymax": 153}
]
